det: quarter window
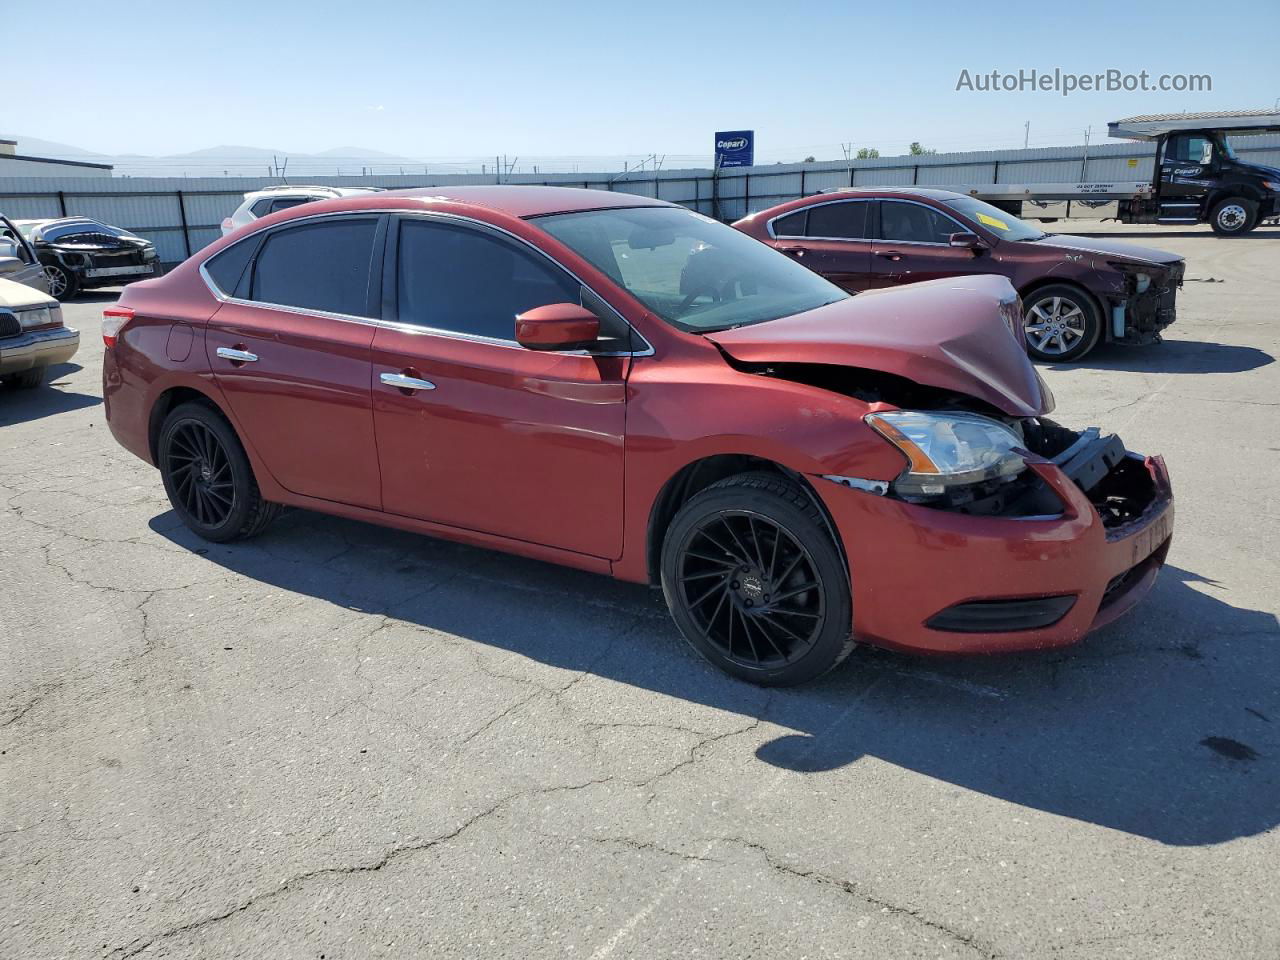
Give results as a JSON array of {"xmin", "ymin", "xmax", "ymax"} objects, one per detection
[
  {"xmin": 772, "ymin": 210, "xmax": 808, "ymax": 237},
  {"xmin": 204, "ymin": 237, "xmax": 258, "ymax": 296},
  {"xmin": 396, "ymin": 219, "xmax": 595, "ymax": 343},
  {"xmin": 250, "ymin": 217, "xmax": 378, "ymax": 317},
  {"xmin": 806, "ymin": 201, "xmax": 870, "ymax": 240},
  {"xmin": 879, "ymin": 202, "xmax": 960, "ymax": 244}
]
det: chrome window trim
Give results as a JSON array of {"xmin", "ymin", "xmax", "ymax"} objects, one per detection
[
  {"xmin": 198, "ymin": 207, "xmax": 654, "ymax": 359},
  {"xmin": 766, "ymin": 197, "xmax": 873, "ymax": 241}
]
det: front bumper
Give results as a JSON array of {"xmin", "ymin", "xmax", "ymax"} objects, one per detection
[
  {"xmin": 819, "ymin": 454, "xmax": 1173, "ymax": 654},
  {"xmin": 0, "ymin": 326, "xmax": 80, "ymax": 375}
]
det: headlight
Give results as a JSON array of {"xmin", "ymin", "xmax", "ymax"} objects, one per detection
[
  {"xmin": 865, "ymin": 410, "xmax": 1027, "ymax": 499},
  {"xmin": 17, "ymin": 304, "xmax": 59, "ymax": 329},
  {"xmin": 1263, "ymin": 180, "xmax": 1279, "ymax": 192},
  {"xmin": 1134, "ymin": 273, "xmax": 1151, "ymax": 294}
]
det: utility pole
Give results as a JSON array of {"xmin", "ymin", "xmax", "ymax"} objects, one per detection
[
  {"xmin": 1023, "ymin": 121, "xmax": 1030, "ymax": 149},
  {"xmin": 1080, "ymin": 125, "xmax": 1092, "ymax": 180}
]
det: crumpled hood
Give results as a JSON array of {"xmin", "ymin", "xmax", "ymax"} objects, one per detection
[
  {"xmin": 1030, "ymin": 233, "xmax": 1183, "ymax": 266},
  {"xmin": 708, "ymin": 274, "xmax": 1051, "ymax": 417}
]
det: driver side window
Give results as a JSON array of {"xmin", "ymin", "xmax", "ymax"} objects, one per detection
[
  {"xmin": 395, "ymin": 219, "xmax": 632, "ymax": 350},
  {"xmin": 1167, "ymin": 135, "xmax": 1212, "ymax": 165}
]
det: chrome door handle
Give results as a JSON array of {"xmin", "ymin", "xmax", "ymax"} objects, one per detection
[
  {"xmin": 381, "ymin": 372, "xmax": 436, "ymax": 391},
  {"xmin": 216, "ymin": 347, "xmax": 258, "ymax": 363}
]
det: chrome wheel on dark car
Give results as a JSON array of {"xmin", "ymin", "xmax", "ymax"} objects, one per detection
[
  {"xmin": 1024, "ymin": 284, "xmax": 1102, "ymax": 363},
  {"xmin": 42, "ymin": 264, "xmax": 76, "ymax": 300},
  {"xmin": 159, "ymin": 402, "xmax": 280, "ymax": 542},
  {"xmin": 661, "ymin": 472, "xmax": 854, "ymax": 686}
]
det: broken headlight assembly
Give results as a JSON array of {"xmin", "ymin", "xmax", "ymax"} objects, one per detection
[{"xmin": 865, "ymin": 410, "xmax": 1027, "ymax": 501}]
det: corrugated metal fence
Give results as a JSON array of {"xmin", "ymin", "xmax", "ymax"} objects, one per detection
[{"xmin": 4, "ymin": 136, "xmax": 1278, "ymax": 266}]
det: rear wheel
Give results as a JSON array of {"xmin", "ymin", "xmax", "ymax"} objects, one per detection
[
  {"xmin": 42, "ymin": 263, "xmax": 78, "ymax": 301},
  {"xmin": 1210, "ymin": 197, "xmax": 1257, "ymax": 236},
  {"xmin": 660, "ymin": 472, "xmax": 854, "ymax": 686},
  {"xmin": 1023, "ymin": 284, "xmax": 1102, "ymax": 363},
  {"xmin": 158, "ymin": 401, "xmax": 280, "ymax": 542}
]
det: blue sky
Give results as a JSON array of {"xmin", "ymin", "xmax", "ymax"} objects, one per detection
[{"xmin": 8, "ymin": 0, "xmax": 1279, "ymax": 170}]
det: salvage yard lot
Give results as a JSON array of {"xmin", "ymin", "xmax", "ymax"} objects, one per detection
[{"xmin": 2, "ymin": 223, "xmax": 1278, "ymax": 959}]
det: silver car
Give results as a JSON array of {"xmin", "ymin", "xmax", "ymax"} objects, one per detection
[{"xmin": 0, "ymin": 214, "xmax": 51, "ymax": 294}]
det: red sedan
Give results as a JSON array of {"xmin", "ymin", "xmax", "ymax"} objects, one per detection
[{"xmin": 102, "ymin": 187, "xmax": 1173, "ymax": 685}]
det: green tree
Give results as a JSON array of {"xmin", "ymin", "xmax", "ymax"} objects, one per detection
[
  {"xmin": 855, "ymin": 147, "xmax": 880, "ymax": 159},
  {"xmin": 908, "ymin": 142, "xmax": 937, "ymax": 156},
  {"xmin": 803, "ymin": 155, "xmax": 816, "ymax": 163}
]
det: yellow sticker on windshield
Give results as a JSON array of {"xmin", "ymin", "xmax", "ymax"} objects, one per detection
[{"xmin": 976, "ymin": 212, "xmax": 1008, "ymax": 230}]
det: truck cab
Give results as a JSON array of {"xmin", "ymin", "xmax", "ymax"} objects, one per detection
[{"xmin": 1109, "ymin": 111, "xmax": 1280, "ymax": 235}]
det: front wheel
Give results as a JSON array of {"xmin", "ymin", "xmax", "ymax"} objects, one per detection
[
  {"xmin": 2, "ymin": 366, "xmax": 47, "ymax": 389},
  {"xmin": 660, "ymin": 472, "xmax": 854, "ymax": 686},
  {"xmin": 1209, "ymin": 197, "xmax": 1257, "ymax": 236},
  {"xmin": 158, "ymin": 401, "xmax": 280, "ymax": 542},
  {"xmin": 1023, "ymin": 284, "xmax": 1102, "ymax": 363},
  {"xmin": 42, "ymin": 263, "xmax": 79, "ymax": 301}
]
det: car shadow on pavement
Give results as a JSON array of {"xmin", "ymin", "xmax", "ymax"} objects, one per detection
[
  {"xmin": 1042, "ymin": 339, "xmax": 1274, "ymax": 374},
  {"xmin": 0, "ymin": 363, "xmax": 100, "ymax": 426},
  {"xmin": 152, "ymin": 509, "xmax": 1279, "ymax": 847}
]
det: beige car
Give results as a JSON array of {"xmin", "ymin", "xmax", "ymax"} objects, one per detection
[{"xmin": 0, "ymin": 277, "xmax": 79, "ymax": 389}]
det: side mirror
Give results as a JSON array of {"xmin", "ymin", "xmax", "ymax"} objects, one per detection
[
  {"xmin": 949, "ymin": 231, "xmax": 985, "ymax": 251},
  {"xmin": 0, "ymin": 239, "xmax": 19, "ymax": 260},
  {"xmin": 514, "ymin": 303, "xmax": 600, "ymax": 351}
]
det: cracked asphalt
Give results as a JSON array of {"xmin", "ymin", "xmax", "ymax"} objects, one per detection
[{"xmin": 2, "ymin": 222, "xmax": 1279, "ymax": 959}]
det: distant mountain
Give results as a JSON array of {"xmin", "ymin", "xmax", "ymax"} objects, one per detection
[{"xmin": 1, "ymin": 134, "xmax": 433, "ymax": 177}]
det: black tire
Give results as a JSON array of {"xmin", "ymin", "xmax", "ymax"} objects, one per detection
[
  {"xmin": 158, "ymin": 401, "xmax": 280, "ymax": 542},
  {"xmin": 659, "ymin": 471, "xmax": 854, "ymax": 686},
  {"xmin": 3, "ymin": 366, "xmax": 47, "ymax": 389},
  {"xmin": 41, "ymin": 262, "xmax": 79, "ymax": 301},
  {"xmin": 1209, "ymin": 197, "xmax": 1257, "ymax": 236},
  {"xmin": 1022, "ymin": 284, "xmax": 1102, "ymax": 363}
]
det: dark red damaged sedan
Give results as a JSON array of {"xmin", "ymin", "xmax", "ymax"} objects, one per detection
[{"xmin": 103, "ymin": 186, "xmax": 1173, "ymax": 686}]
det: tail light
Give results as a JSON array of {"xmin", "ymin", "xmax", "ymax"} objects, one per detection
[{"xmin": 102, "ymin": 307, "xmax": 134, "ymax": 348}]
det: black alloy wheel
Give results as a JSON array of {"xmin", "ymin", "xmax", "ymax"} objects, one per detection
[
  {"xmin": 159, "ymin": 401, "xmax": 279, "ymax": 542},
  {"xmin": 661, "ymin": 472, "xmax": 854, "ymax": 686}
]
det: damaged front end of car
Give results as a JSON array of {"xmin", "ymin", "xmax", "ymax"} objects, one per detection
[{"xmin": 1105, "ymin": 259, "xmax": 1184, "ymax": 345}]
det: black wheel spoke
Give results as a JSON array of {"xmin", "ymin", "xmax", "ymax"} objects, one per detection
[
  {"xmin": 166, "ymin": 419, "xmax": 235, "ymax": 528},
  {"xmin": 678, "ymin": 509, "xmax": 827, "ymax": 670}
]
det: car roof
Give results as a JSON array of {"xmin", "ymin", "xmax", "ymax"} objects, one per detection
[
  {"xmin": 376, "ymin": 185, "xmax": 674, "ymax": 218},
  {"xmin": 818, "ymin": 186, "xmax": 969, "ymax": 201}
]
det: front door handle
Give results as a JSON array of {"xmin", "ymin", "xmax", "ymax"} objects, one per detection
[
  {"xmin": 381, "ymin": 372, "xmax": 436, "ymax": 392},
  {"xmin": 216, "ymin": 346, "xmax": 258, "ymax": 363},
  {"xmin": 778, "ymin": 246, "xmax": 806, "ymax": 258},
  {"xmin": 876, "ymin": 250, "xmax": 903, "ymax": 261}
]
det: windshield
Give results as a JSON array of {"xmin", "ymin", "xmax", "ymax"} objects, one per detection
[
  {"xmin": 535, "ymin": 206, "xmax": 847, "ymax": 332},
  {"xmin": 941, "ymin": 196, "xmax": 1047, "ymax": 242}
]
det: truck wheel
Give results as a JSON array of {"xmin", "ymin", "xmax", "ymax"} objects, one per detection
[
  {"xmin": 660, "ymin": 471, "xmax": 855, "ymax": 687},
  {"xmin": 3, "ymin": 366, "xmax": 47, "ymax": 390},
  {"xmin": 42, "ymin": 263, "xmax": 79, "ymax": 300},
  {"xmin": 1210, "ymin": 198, "xmax": 1257, "ymax": 236},
  {"xmin": 1023, "ymin": 285, "xmax": 1102, "ymax": 363}
]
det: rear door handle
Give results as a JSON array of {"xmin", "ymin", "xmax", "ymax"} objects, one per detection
[
  {"xmin": 778, "ymin": 246, "xmax": 806, "ymax": 257},
  {"xmin": 381, "ymin": 372, "xmax": 436, "ymax": 392},
  {"xmin": 216, "ymin": 346, "xmax": 258, "ymax": 363},
  {"xmin": 876, "ymin": 251, "xmax": 903, "ymax": 261}
]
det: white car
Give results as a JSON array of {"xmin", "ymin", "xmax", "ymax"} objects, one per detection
[
  {"xmin": 0, "ymin": 277, "xmax": 79, "ymax": 389},
  {"xmin": 220, "ymin": 185, "xmax": 386, "ymax": 236}
]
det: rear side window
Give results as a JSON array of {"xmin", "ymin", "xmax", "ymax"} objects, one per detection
[
  {"xmin": 396, "ymin": 220, "xmax": 581, "ymax": 341},
  {"xmin": 269, "ymin": 197, "xmax": 317, "ymax": 214},
  {"xmin": 806, "ymin": 201, "xmax": 870, "ymax": 239},
  {"xmin": 250, "ymin": 218, "xmax": 378, "ymax": 317},
  {"xmin": 772, "ymin": 210, "xmax": 807, "ymax": 237},
  {"xmin": 879, "ymin": 201, "xmax": 959, "ymax": 244},
  {"xmin": 204, "ymin": 238, "xmax": 257, "ymax": 296}
]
